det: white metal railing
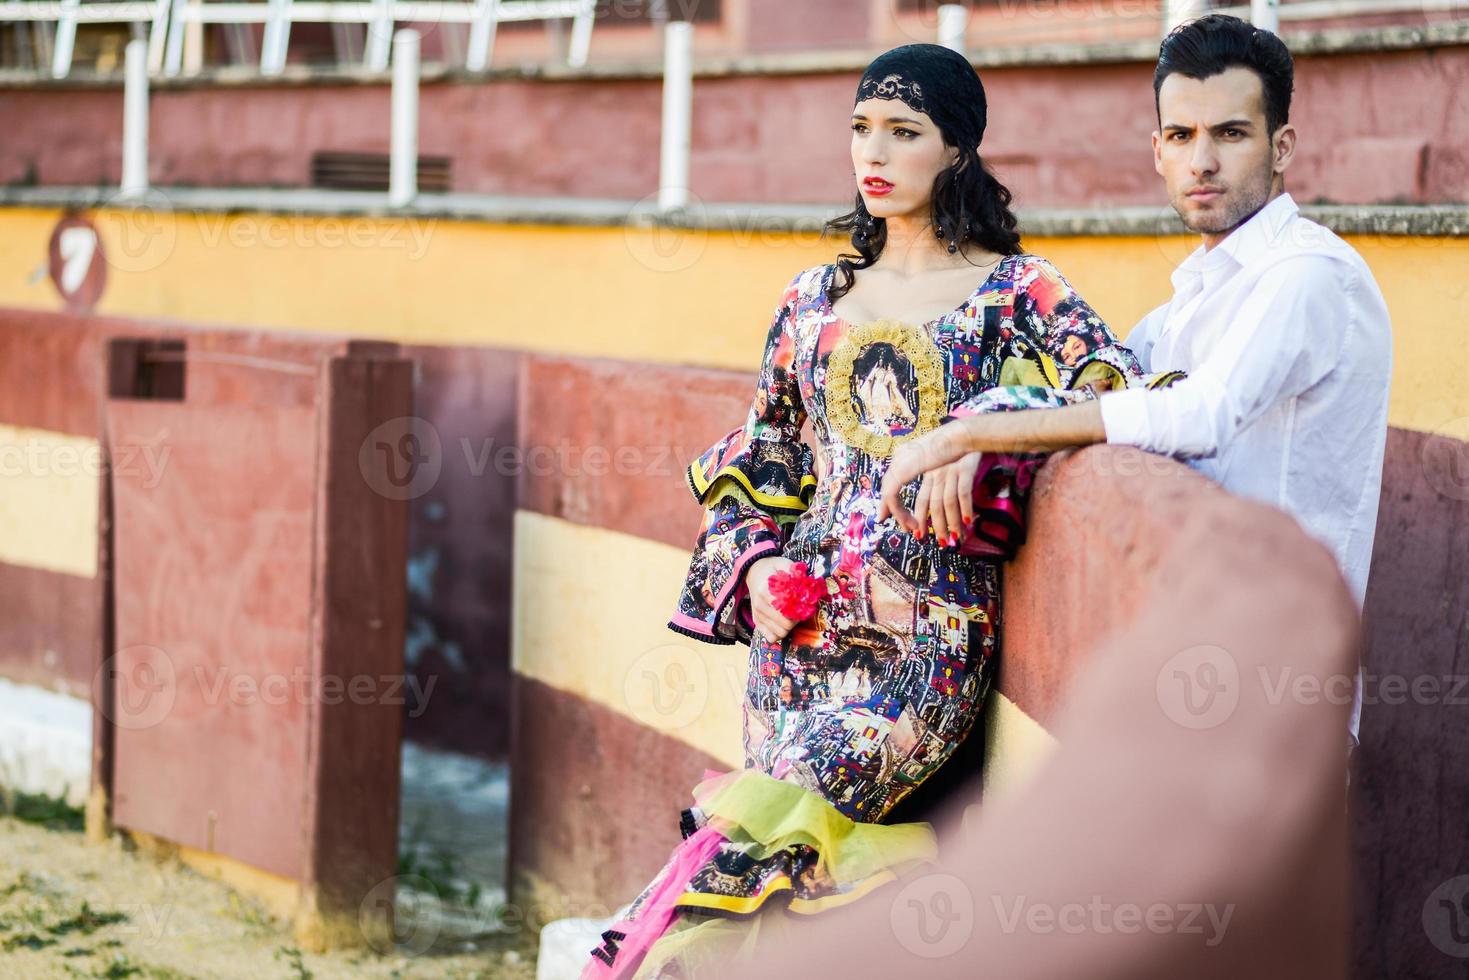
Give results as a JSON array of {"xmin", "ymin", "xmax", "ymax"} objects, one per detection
[
  {"xmin": 174, "ymin": 0, "xmax": 595, "ymax": 76},
  {"xmin": 0, "ymin": 0, "xmax": 169, "ymax": 76},
  {"xmin": 657, "ymin": 17, "xmax": 688, "ymax": 211},
  {"xmin": 0, "ymin": 0, "xmax": 593, "ymax": 77},
  {"xmin": 121, "ymin": 36, "xmax": 148, "ymax": 193},
  {"xmin": 389, "ymin": 27, "xmax": 417, "ymax": 205},
  {"xmin": 910, "ymin": 0, "xmax": 1463, "ymax": 48},
  {"xmin": 1165, "ymin": 0, "xmax": 1464, "ymax": 32}
]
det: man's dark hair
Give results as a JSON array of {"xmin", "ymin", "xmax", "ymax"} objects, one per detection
[{"xmin": 1154, "ymin": 15, "xmax": 1295, "ymax": 135}]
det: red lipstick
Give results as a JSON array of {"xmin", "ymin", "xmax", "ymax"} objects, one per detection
[{"xmin": 862, "ymin": 176, "xmax": 894, "ymax": 197}]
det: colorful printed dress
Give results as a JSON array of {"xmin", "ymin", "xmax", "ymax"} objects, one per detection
[{"xmin": 585, "ymin": 255, "xmax": 1178, "ymax": 979}]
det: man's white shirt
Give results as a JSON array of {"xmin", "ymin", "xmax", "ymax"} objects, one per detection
[{"xmin": 1099, "ymin": 192, "xmax": 1393, "ymax": 743}]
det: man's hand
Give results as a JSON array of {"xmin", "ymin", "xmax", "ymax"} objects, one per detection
[
  {"xmin": 746, "ymin": 555, "xmax": 800, "ymax": 641},
  {"xmin": 879, "ymin": 402, "xmax": 1110, "ymax": 532}
]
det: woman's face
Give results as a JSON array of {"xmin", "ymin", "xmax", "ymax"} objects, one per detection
[{"xmin": 850, "ymin": 98, "xmax": 959, "ymax": 220}]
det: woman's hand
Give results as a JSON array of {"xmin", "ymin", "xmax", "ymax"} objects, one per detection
[
  {"xmin": 911, "ymin": 452, "xmax": 984, "ymax": 546},
  {"xmin": 746, "ymin": 555, "xmax": 800, "ymax": 642}
]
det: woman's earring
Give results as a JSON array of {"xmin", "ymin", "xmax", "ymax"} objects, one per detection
[
  {"xmin": 935, "ymin": 221, "xmax": 958, "ymax": 254},
  {"xmin": 855, "ymin": 211, "xmax": 876, "ymax": 248}
]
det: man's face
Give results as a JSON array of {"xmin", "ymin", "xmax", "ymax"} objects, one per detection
[{"xmin": 1152, "ymin": 67, "xmax": 1295, "ymax": 247}]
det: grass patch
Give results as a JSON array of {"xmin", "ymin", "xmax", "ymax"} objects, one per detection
[
  {"xmin": 50, "ymin": 902, "xmax": 129, "ymax": 939},
  {"xmin": 274, "ymin": 945, "xmax": 314, "ymax": 979},
  {"xmin": 0, "ymin": 788, "xmax": 85, "ymax": 832},
  {"xmin": 397, "ymin": 843, "xmax": 483, "ymax": 909}
]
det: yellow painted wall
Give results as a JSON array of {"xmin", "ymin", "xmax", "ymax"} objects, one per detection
[
  {"xmin": 0, "ymin": 206, "xmax": 1463, "ymax": 436},
  {"xmin": 512, "ymin": 510, "xmax": 747, "ymax": 769},
  {"xmin": 0, "ymin": 424, "xmax": 100, "ymax": 578},
  {"xmin": 981, "ymin": 691, "xmax": 1058, "ymax": 803},
  {"xmin": 511, "ymin": 510, "xmax": 1058, "ymax": 799}
]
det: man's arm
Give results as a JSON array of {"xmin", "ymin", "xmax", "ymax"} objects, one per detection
[
  {"xmin": 878, "ymin": 255, "xmax": 1353, "ymax": 529},
  {"xmin": 1096, "ymin": 254, "xmax": 1349, "ymax": 458},
  {"xmin": 878, "ymin": 401, "xmax": 1107, "ymax": 527}
]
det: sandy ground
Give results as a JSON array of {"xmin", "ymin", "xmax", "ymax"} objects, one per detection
[{"xmin": 0, "ymin": 815, "xmax": 540, "ymax": 980}]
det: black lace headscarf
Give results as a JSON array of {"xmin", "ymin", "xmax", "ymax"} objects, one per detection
[{"xmin": 826, "ymin": 43, "xmax": 1022, "ymax": 301}]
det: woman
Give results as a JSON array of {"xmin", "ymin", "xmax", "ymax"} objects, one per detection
[{"xmin": 585, "ymin": 43, "xmax": 1155, "ymax": 979}]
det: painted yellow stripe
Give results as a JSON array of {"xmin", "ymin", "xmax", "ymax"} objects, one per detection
[
  {"xmin": 0, "ymin": 207, "xmax": 1463, "ymax": 434},
  {"xmin": 512, "ymin": 510, "xmax": 747, "ymax": 769},
  {"xmin": 980, "ymin": 690, "xmax": 1058, "ymax": 804},
  {"xmin": 128, "ymin": 828, "xmax": 300, "ymax": 923},
  {"xmin": 512, "ymin": 511, "xmax": 1061, "ymax": 802},
  {"xmin": 0, "ymin": 424, "xmax": 99, "ymax": 578}
]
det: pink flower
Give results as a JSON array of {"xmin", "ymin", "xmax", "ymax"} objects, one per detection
[{"xmin": 768, "ymin": 562, "xmax": 826, "ymax": 621}]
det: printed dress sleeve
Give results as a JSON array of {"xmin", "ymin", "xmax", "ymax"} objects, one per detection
[
  {"xmin": 938, "ymin": 257, "xmax": 1185, "ymax": 560},
  {"xmin": 950, "ymin": 256, "xmax": 1184, "ymax": 420},
  {"xmin": 668, "ymin": 272, "xmax": 817, "ymax": 645}
]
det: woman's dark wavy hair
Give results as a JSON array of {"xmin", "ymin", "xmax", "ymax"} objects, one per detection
[{"xmin": 823, "ymin": 126, "xmax": 1022, "ymax": 303}]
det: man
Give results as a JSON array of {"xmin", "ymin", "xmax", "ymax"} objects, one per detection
[{"xmin": 878, "ymin": 15, "xmax": 1392, "ymax": 750}]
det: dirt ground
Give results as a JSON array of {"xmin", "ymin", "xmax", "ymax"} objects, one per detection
[{"xmin": 0, "ymin": 815, "xmax": 540, "ymax": 980}]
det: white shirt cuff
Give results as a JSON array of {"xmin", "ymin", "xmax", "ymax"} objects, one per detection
[{"xmin": 1099, "ymin": 388, "xmax": 1153, "ymax": 448}]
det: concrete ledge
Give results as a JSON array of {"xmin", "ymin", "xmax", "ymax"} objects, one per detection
[
  {"xmin": 0, "ymin": 21, "xmax": 1464, "ymax": 91},
  {"xmin": 2, "ymin": 185, "xmax": 1466, "ymax": 237}
]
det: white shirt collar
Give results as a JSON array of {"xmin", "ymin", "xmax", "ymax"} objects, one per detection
[{"xmin": 1171, "ymin": 193, "xmax": 1301, "ymax": 292}]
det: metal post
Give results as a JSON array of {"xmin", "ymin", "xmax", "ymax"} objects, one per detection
[
  {"xmin": 1163, "ymin": 0, "xmax": 1208, "ymax": 32},
  {"xmin": 1251, "ymin": 0, "xmax": 1280, "ymax": 32},
  {"xmin": 937, "ymin": 4, "xmax": 967, "ymax": 53},
  {"xmin": 261, "ymin": 0, "xmax": 293, "ymax": 75},
  {"xmin": 183, "ymin": 0, "xmax": 204, "ymax": 74},
  {"xmin": 466, "ymin": 0, "xmax": 500, "ymax": 71},
  {"xmin": 121, "ymin": 39, "xmax": 149, "ymax": 198},
  {"xmin": 658, "ymin": 20, "xmax": 692, "ymax": 212},
  {"xmin": 51, "ymin": 0, "xmax": 79, "ymax": 78},
  {"xmin": 567, "ymin": 0, "xmax": 595, "ymax": 67},
  {"xmin": 367, "ymin": 0, "xmax": 393, "ymax": 72},
  {"xmin": 389, "ymin": 29, "xmax": 419, "ymax": 208}
]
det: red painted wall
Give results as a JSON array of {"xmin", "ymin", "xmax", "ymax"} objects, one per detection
[{"xmin": 2, "ymin": 43, "xmax": 1465, "ymax": 204}]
